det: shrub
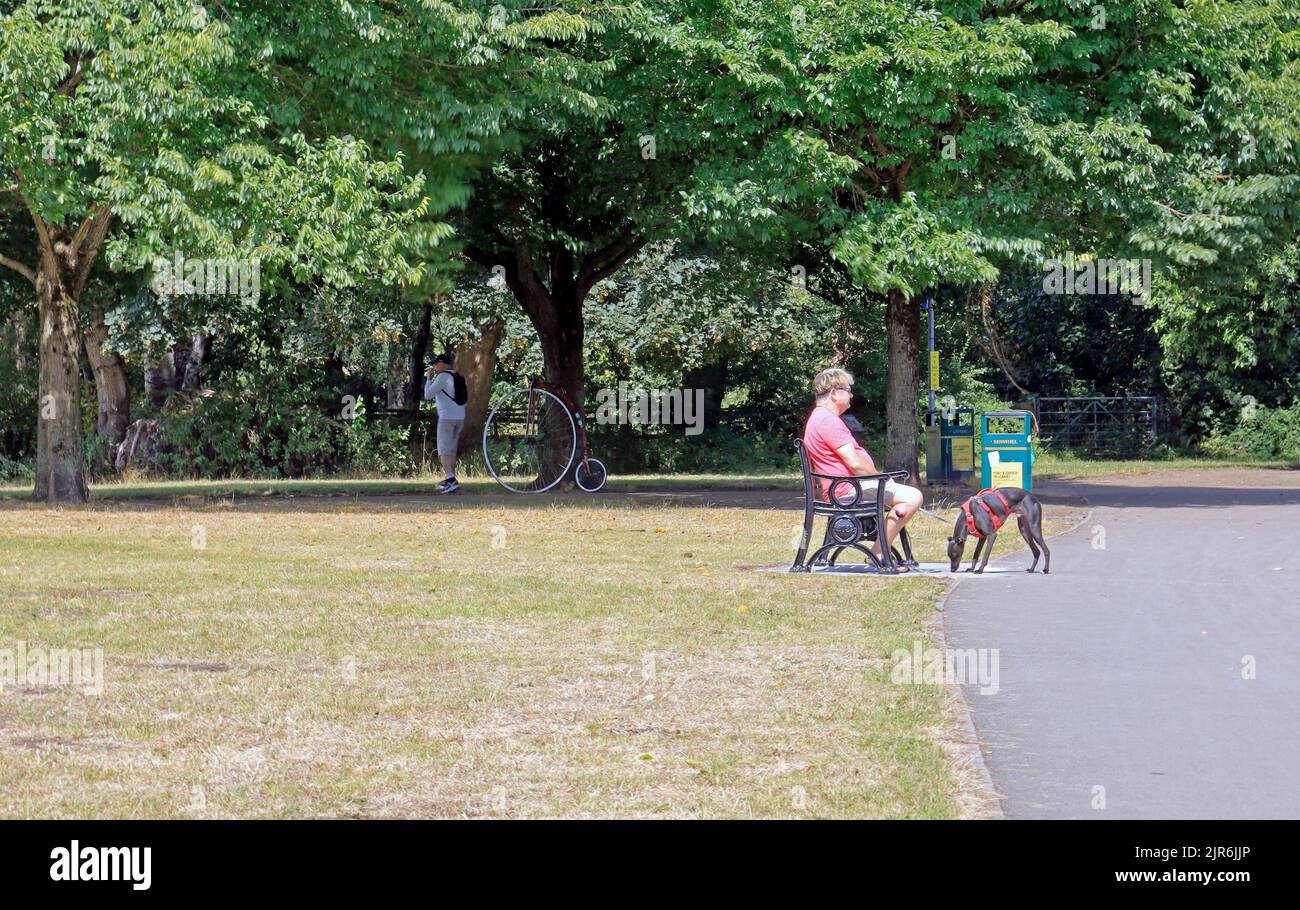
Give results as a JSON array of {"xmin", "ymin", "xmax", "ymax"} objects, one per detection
[
  {"xmin": 1202, "ymin": 399, "xmax": 1300, "ymax": 460},
  {"xmin": 151, "ymin": 371, "xmax": 416, "ymax": 479}
]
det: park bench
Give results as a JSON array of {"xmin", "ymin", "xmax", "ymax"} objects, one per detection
[{"xmin": 791, "ymin": 439, "xmax": 918, "ymax": 574}]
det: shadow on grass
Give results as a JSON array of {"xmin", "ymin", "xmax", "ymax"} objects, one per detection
[{"xmin": 3, "ymin": 462, "xmax": 1296, "ymax": 514}]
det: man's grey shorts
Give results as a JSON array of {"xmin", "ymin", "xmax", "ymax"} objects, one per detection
[{"xmin": 437, "ymin": 418, "xmax": 464, "ymax": 457}]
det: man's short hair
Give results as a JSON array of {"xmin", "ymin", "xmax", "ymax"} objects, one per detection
[{"xmin": 813, "ymin": 368, "xmax": 854, "ymax": 399}]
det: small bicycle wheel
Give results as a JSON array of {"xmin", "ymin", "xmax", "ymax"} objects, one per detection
[
  {"xmin": 575, "ymin": 457, "xmax": 608, "ymax": 493},
  {"xmin": 482, "ymin": 386, "xmax": 577, "ymax": 493}
]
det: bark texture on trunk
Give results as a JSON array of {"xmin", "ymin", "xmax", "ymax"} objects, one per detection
[
  {"xmin": 11, "ymin": 312, "xmax": 29, "ymax": 370},
  {"xmin": 29, "ymin": 206, "xmax": 114, "ymax": 504},
  {"xmin": 407, "ymin": 300, "xmax": 434, "ymax": 411},
  {"xmin": 452, "ymin": 316, "xmax": 505, "ymax": 458},
  {"xmin": 385, "ymin": 340, "xmax": 410, "ymax": 410},
  {"xmin": 34, "ymin": 269, "xmax": 88, "ymax": 503},
  {"xmin": 533, "ymin": 290, "xmax": 586, "ymax": 409},
  {"xmin": 180, "ymin": 332, "xmax": 211, "ymax": 392},
  {"xmin": 84, "ymin": 305, "xmax": 130, "ymax": 443},
  {"xmin": 145, "ymin": 350, "xmax": 177, "ymax": 406},
  {"xmin": 884, "ymin": 288, "xmax": 921, "ymax": 480}
]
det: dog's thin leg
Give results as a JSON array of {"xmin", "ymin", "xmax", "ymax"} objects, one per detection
[
  {"xmin": 1036, "ymin": 530, "xmax": 1051, "ymax": 574},
  {"xmin": 975, "ymin": 531, "xmax": 997, "ymax": 573},
  {"xmin": 1017, "ymin": 515, "xmax": 1040, "ymax": 572},
  {"xmin": 966, "ymin": 537, "xmax": 985, "ymax": 572},
  {"xmin": 1024, "ymin": 498, "xmax": 1050, "ymax": 574}
]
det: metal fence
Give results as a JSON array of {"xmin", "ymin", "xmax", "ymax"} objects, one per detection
[{"xmin": 1033, "ymin": 396, "xmax": 1161, "ymax": 454}]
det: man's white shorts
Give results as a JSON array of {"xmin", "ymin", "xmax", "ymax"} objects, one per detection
[
  {"xmin": 833, "ymin": 477, "xmax": 905, "ymax": 507},
  {"xmin": 437, "ymin": 418, "xmax": 464, "ymax": 457}
]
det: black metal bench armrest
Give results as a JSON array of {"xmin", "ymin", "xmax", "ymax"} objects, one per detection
[
  {"xmin": 809, "ymin": 470, "xmax": 910, "ymax": 487},
  {"xmin": 808, "ymin": 471, "xmax": 906, "ymax": 509}
]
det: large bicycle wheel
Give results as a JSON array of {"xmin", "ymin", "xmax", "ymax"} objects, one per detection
[{"xmin": 482, "ymin": 386, "xmax": 577, "ymax": 493}]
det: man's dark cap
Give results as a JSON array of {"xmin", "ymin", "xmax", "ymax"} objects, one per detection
[{"xmin": 433, "ymin": 353, "xmax": 453, "ymax": 365}]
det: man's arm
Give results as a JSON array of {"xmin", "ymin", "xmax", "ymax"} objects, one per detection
[{"xmin": 835, "ymin": 442, "xmax": 877, "ymax": 476}]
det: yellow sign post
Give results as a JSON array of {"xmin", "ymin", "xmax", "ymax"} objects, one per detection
[{"xmin": 929, "ymin": 351, "xmax": 940, "ymax": 391}]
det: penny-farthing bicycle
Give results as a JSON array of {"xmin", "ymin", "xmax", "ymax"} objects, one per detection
[{"xmin": 482, "ymin": 376, "xmax": 608, "ymax": 493}]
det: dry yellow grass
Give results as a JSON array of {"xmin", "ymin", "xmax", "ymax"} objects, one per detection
[{"xmin": 0, "ymin": 489, "xmax": 1082, "ymax": 818}]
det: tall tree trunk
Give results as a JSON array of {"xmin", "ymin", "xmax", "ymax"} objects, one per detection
[
  {"xmin": 34, "ymin": 268, "xmax": 89, "ymax": 503},
  {"xmin": 84, "ymin": 305, "xmax": 130, "ymax": 443},
  {"xmin": 385, "ymin": 339, "xmax": 408, "ymax": 410},
  {"xmin": 17, "ymin": 195, "xmax": 113, "ymax": 503},
  {"xmin": 11, "ymin": 312, "xmax": 29, "ymax": 370},
  {"xmin": 453, "ymin": 316, "xmax": 505, "ymax": 458},
  {"xmin": 407, "ymin": 299, "xmax": 434, "ymax": 411},
  {"xmin": 181, "ymin": 331, "xmax": 211, "ymax": 391},
  {"xmin": 884, "ymin": 288, "xmax": 921, "ymax": 480},
  {"xmin": 145, "ymin": 350, "xmax": 177, "ymax": 406},
  {"xmin": 518, "ymin": 286, "xmax": 584, "ymax": 486},
  {"xmin": 532, "ymin": 289, "xmax": 586, "ymax": 409}
]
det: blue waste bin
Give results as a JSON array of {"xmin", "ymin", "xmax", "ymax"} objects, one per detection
[{"xmin": 979, "ymin": 410, "xmax": 1035, "ymax": 491}]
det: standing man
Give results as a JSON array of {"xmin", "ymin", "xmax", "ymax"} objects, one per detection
[
  {"xmin": 424, "ymin": 353, "xmax": 466, "ymax": 493},
  {"xmin": 802, "ymin": 367, "xmax": 924, "ymax": 571}
]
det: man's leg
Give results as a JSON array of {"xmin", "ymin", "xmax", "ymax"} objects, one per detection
[
  {"xmin": 877, "ymin": 483, "xmax": 924, "ymax": 560},
  {"xmin": 437, "ymin": 419, "xmax": 463, "ymax": 490},
  {"xmin": 869, "ymin": 486, "xmax": 899, "ymax": 564}
]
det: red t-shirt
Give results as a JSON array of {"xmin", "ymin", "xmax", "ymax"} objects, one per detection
[{"xmin": 803, "ymin": 407, "xmax": 875, "ymax": 497}]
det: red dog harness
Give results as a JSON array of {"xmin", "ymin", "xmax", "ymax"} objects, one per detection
[{"xmin": 962, "ymin": 489, "xmax": 1015, "ymax": 538}]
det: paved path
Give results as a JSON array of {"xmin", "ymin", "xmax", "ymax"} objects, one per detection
[{"xmin": 945, "ymin": 469, "xmax": 1300, "ymax": 819}]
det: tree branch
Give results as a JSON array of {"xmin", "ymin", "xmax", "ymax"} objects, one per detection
[
  {"xmin": 29, "ymin": 206, "xmax": 56, "ymax": 272},
  {"xmin": 462, "ymin": 244, "xmax": 500, "ymax": 269},
  {"xmin": 71, "ymin": 205, "xmax": 115, "ymax": 294},
  {"xmin": 577, "ymin": 236, "xmax": 647, "ymax": 298},
  {"xmin": 865, "ymin": 128, "xmax": 892, "ymax": 162},
  {"xmin": 0, "ymin": 252, "xmax": 37, "ymax": 287},
  {"xmin": 70, "ymin": 204, "xmax": 108, "ymax": 253},
  {"xmin": 57, "ymin": 50, "xmax": 90, "ymax": 96},
  {"xmin": 576, "ymin": 235, "xmax": 634, "ymax": 287},
  {"xmin": 513, "ymin": 243, "xmax": 548, "ymax": 301}
]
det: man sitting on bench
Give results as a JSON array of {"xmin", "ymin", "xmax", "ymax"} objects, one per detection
[{"xmin": 802, "ymin": 368, "xmax": 924, "ymax": 572}]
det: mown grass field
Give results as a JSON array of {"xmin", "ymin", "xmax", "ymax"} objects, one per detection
[{"xmin": 0, "ymin": 484, "xmax": 1084, "ymax": 819}]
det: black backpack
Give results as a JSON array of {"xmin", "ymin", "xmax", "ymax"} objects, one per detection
[{"xmin": 439, "ymin": 370, "xmax": 468, "ymax": 406}]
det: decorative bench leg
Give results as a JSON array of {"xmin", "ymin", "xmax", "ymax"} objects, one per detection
[{"xmin": 791, "ymin": 507, "xmax": 815, "ymax": 572}]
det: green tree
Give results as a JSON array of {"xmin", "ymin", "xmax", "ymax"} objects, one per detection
[
  {"xmin": 691, "ymin": 0, "xmax": 1300, "ymax": 477},
  {"xmin": 0, "ymin": 0, "xmax": 428, "ymax": 502},
  {"xmin": 456, "ymin": 0, "xmax": 804, "ymax": 413}
]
